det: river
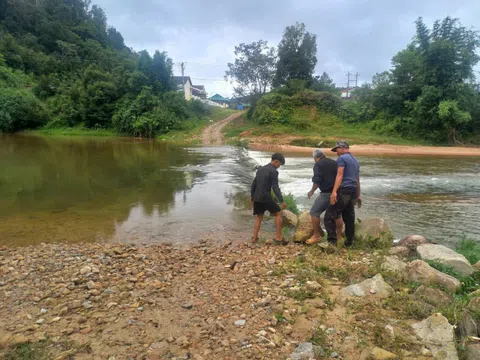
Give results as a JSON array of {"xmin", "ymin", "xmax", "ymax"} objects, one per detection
[{"xmin": 1, "ymin": 134, "xmax": 479, "ymax": 248}]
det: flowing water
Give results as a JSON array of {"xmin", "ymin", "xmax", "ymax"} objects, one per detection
[{"xmin": 1, "ymin": 134, "xmax": 479, "ymax": 248}]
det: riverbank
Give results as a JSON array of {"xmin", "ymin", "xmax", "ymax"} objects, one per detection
[
  {"xmin": 250, "ymin": 143, "xmax": 480, "ymax": 157},
  {"xmin": 1, "ymin": 230, "xmax": 480, "ymax": 360}
]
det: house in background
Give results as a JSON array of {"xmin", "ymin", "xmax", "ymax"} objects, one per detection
[
  {"xmin": 173, "ymin": 76, "xmax": 193, "ymax": 100},
  {"xmin": 340, "ymin": 88, "xmax": 356, "ymax": 99},
  {"xmin": 209, "ymin": 94, "xmax": 230, "ymax": 108},
  {"xmin": 192, "ymin": 85, "xmax": 207, "ymax": 99}
]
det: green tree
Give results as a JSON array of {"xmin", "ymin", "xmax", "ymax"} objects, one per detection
[
  {"xmin": 311, "ymin": 72, "xmax": 335, "ymax": 92},
  {"xmin": 225, "ymin": 40, "xmax": 276, "ymax": 97},
  {"xmin": 274, "ymin": 22, "xmax": 317, "ymax": 87}
]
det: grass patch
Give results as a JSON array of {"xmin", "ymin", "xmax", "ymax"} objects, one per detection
[
  {"xmin": 4, "ymin": 343, "xmax": 50, "ymax": 360},
  {"xmin": 456, "ymin": 239, "xmax": 480, "ymax": 265},
  {"xmin": 27, "ymin": 126, "xmax": 118, "ymax": 137},
  {"xmin": 223, "ymin": 108, "xmax": 427, "ymax": 146}
]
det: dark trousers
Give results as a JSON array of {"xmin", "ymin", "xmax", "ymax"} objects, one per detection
[{"xmin": 324, "ymin": 190, "xmax": 356, "ymax": 245}]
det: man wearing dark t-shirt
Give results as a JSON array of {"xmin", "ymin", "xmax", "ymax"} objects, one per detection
[
  {"xmin": 251, "ymin": 153, "xmax": 287, "ymax": 244},
  {"xmin": 306, "ymin": 149, "xmax": 338, "ymax": 245}
]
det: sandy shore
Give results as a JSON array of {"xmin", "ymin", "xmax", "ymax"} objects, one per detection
[{"xmin": 249, "ymin": 143, "xmax": 480, "ymax": 157}]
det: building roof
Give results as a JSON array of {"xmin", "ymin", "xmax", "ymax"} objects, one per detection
[
  {"xmin": 193, "ymin": 85, "xmax": 205, "ymax": 90},
  {"xmin": 209, "ymin": 94, "xmax": 230, "ymax": 102},
  {"xmin": 173, "ymin": 76, "xmax": 192, "ymax": 86}
]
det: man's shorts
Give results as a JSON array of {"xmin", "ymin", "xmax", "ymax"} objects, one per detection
[
  {"xmin": 253, "ymin": 199, "xmax": 281, "ymax": 215},
  {"xmin": 310, "ymin": 192, "xmax": 331, "ymax": 218}
]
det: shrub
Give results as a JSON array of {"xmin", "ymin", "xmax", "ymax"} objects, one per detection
[
  {"xmin": 456, "ymin": 239, "xmax": 480, "ymax": 265},
  {"xmin": 0, "ymin": 87, "xmax": 48, "ymax": 132}
]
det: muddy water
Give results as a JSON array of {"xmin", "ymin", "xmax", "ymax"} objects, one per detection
[{"xmin": 1, "ymin": 134, "xmax": 479, "ymax": 248}]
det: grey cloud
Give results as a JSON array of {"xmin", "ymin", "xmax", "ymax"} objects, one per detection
[{"xmin": 95, "ymin": 0, "xmax": 480, "ymax": 95}]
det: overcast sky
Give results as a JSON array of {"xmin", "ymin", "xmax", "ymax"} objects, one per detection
[{"xmin": 95, "ymin": 0, "xmax": 479, "ymax": 97}]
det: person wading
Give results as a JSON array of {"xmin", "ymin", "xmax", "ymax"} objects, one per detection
[
  {"xmin": 251, "ymin": 153, "xmax": 287, "ymax": 244},
  {"xmin": 306, "ymin": 149, "xmax": 339, "ymax": 245},
  {"xmin": 324, "ymin": 141, "xmax": 361, "ymax": 247}
]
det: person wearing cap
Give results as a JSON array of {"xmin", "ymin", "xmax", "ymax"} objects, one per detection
[
  {"xmin": 305, "ymin": 149, "xmax": 339, "ymax": 245},
  {"xmin": 251, "ymin": 153, "xmax": 288, "ymax": 244},
  {"xmin": 324, "ymin": 141, "xmax": 361, "ymax": 247}
]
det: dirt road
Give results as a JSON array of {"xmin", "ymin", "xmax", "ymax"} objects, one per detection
[{"xmin": 202, "ymin": 112, "xmax": 242, "ymax": 145}]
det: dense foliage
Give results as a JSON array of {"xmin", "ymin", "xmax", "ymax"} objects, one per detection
[
  {"xmin": 0, "ymin": 0, "xmax": 209, "ymax": 136},
  {"xmin": 347, "ymin": 17, "xmax": 480, "ymax": 143}
]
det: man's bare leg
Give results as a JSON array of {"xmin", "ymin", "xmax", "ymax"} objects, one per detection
[
  {"xmin": 306, "ymin": 216, "xmax": 325, "ymax": 244},
  {"xmin": 274, "ymin": 212, "xmax": 283, "ymax": 240},
  {"xmin": 336, "ymin": 218, "xmax": 344, "ymax": 244},
  {"xmin": 253, "ymin": 215, "xmax": 263, "ymax": 242}
]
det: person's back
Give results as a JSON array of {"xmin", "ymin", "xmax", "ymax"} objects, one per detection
[
  {"xmin": 252, "ymin": 163, "xmax": 278, "ymax": 203},
  {"xmin": 314, "ymin": 157, "xmax": 338, "ymax": 193},
  {"xmin": 337, "ymin": 153, "xmax": 359, "ymax": 191}
]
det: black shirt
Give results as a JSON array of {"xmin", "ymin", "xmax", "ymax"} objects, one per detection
[
  {"xmin": 312, "ymin": 157, "xmax": 338, "ymax": 193},
  {"xmin": 251, "ymin": 163, "xmax": 284, "ymax": 203}
]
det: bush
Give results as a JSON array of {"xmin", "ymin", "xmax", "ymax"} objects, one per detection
[
  {"xmin": 456, "ymin": 239, "xmax": 480, "ymax": 265},
  {"xmin": 0, "ymin": 87, "xmax": 48, "ymax": 132},
  {"xmin": 189, "ymin": 99, "xmax": 211, "ymax": 118}
]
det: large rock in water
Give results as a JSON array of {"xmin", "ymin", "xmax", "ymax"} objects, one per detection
[
  {"xmin": 416, "ymin": 244, "xmax": 474, "ymax": 276},
  {"xmin": 293, "ymin": 211, "xmax": 313, "ymax": 243},
  {"xmin": 355, "ymin": 218, "xmax": 393, "ymax": 249},
  {"xmin": 412, "ymin": 313, "xmax": 459, "ymax": 360},
  {"xmin": 282, "ymin": 210, "xmax": 298, "ymax": 228},
  {"xmin": 406, "ymin": 260, "xmax": 461, "ymax": 293},
  {"xmin": 337, "ymin": 274, "xmax": 394, "ymax": 305}
]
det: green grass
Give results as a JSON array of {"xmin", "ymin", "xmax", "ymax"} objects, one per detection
[
  {"xmin": 27, "ymin": 126, "xmax": 118, "ymax": 137},
  {"xmin": 223, "ymin": 108, "xmax": 428, "ymax": 146},
  {"xmin": 4, "ymin": 343, "xmax": 49, "ymax": 360},
  {"xmin": 456, "ymin": 239, "xmax": 480, "ymax": 265}
]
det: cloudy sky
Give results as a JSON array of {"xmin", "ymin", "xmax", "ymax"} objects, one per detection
[{"xmin": 94, "ymin": 0, "xmax": 479, "ymax": 97}]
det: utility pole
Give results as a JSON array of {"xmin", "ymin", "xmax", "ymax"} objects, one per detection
[
  {"xmin": 345, "ymin": 71, "xmax": 359, "ymax": 98},
  {"xmin": 180, "ymin": 62, "xmax": 186, "ymax": 93}
]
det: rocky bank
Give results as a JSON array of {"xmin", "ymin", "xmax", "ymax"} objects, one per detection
[{"xmin": 1, "ymin": 218, "xmax": 479, "ymax": 360}]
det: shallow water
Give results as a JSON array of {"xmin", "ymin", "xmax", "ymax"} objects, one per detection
[
  {"xmin": 247, "ymin": 150, "xmax": 480, "ymax": 248},
  {"xmin": 1, "ymin": 134, "xmax": 479, "ymax": 248}
]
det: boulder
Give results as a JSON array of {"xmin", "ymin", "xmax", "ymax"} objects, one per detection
[
  {"xmin": 289, "ymin": 342, "xmax": 324, "ymax": 360},
  {"xmin": 337, "ymin": 274, "xmax": 394, "ymax": 305},
  {"xmin": 406, "ymin": 260, "xmax": 461, "ymax": 293},
  {"xmin": 282, "ymin": 210, "xmax": 298, "ymax": 228},
  {"xmin": 396, "ymin": 235, "xmax": 428, "ymax": 249},
  {"xmin": 293, "ymin": 211, "xmax": 313, "ymax": 243},
  {"xmin": 413, "ymin": 285, "xmax": 453, "ymax": 307},
  {"xmin": 416, "ymin": 244, "xmax": 473, "ymax": 276},
  {"xmin": 459, "ymin": 312, "xmax": 478, "ymax": 338},
  {"xmin": 368, "ymin": 347, "xmax": 398, "ymax": 359},
  {"xmin": 381, "ymin": 256, "xmax": 407, "ymax": 276},
  {"xmin": 412, "ymin": 313, "xmax": 458, "ymax": 360},
  {"xmin": 355, "ymin": 218, "xmax": 393, "ymax": 249},
  {"xmin": 466, "ymin": 344, "xmax": 480, "ymax": 360},
  {"xmin": 474, "ymin": 261, "xmax": 480, "ymax": 272},
  {"xmin": 468, "ymin": 297, "xmax": 480, "ymax": 312},
  {"xmin": 388, "ymin": 246, "xmax": 409, "ymax": 257}
]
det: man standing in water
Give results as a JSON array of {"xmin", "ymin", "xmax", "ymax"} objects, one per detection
[
  {"xmin": 325, "ymin": 141, "xmax": 360, "ymax": 247},
  {"xmin": 306, "ymin": 150, "xmax": 338, "ymax": 245},
  {"xmin": 251, "ymin": 153, "xmax": 287, "ymax": 244}
]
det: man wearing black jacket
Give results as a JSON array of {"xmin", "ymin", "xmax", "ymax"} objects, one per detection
[
  {"xmin": 306, "ymin": 150, "xmax": 338, "ymax": 245},
  {"xmin": 251, "ymin": 153, "xmax": 287, "ymax": 244}
]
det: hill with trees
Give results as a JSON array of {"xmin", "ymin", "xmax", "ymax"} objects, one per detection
[
  {"xmin": 226, "ymin": 18, "xmax": 480, "ymax": 145},
  {"xmin": 0, "ymin": 0, "xmax": 209, "ymax": 137}
]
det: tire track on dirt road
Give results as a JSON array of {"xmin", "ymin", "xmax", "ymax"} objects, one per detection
[{"xmin": 201, "ymin": 112, "xmax": 242, "ymax": 145}]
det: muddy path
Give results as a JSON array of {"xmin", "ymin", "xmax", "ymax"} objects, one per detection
[{"xmin": 202, "ymin": 112, "xmax": 242, "ymax": 145}]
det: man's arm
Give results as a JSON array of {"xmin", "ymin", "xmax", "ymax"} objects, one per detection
[
  {"xmin": 251, "ymin": 177, "xmax": 257, "ymax": 201},
  {"xmin": 330, "ymin": 167, "xmax": 344, "ymax": 205},
  {"xmin": 308, "ymin": 184, "xmax": 319, "ymax": 198},
  {"xmin": 272, "ymin": 171, "xmax": 285, "ymax": 206},
  {"xmin": 309, "ymin": 163, "xmax": 321, "ymax": 198},
  {"xmin": 357, "ymin": 176, "xmax": 361, "ymax": 199}
]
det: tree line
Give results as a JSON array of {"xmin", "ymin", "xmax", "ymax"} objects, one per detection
[
  {"xmin": 0, "ymin": 0, "xmax": 209, "ymax": 136},
  {"xmin": 226, "ymin": 19, "xmax": 480, "ymax": 144}
]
